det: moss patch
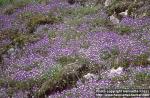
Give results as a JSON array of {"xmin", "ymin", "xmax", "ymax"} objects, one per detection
[
  {"xmin": 0, "ymin": 29, "xmax": 41, "ymax": 59},
  {"xmin": 56, "ymin": 56, "xmax": 77, "ymax": 65},
  {"xmin": 0, "ymin": 0, "xmax": 10, "ymax": 6},
  {"xmin": 3, "ymin": 0, "xmax": 32, "ymax": 15},
  {"xmin": 134, "ymin": 72, "xmax": 150, "ymax": 87},
  {"xmin": 18, "ymin": 12, "xmax": 63, "ymax": 33},
  {"xmin": 132, "ymin": 53, "xmax": 150, "ymax": 66},
  {"xmin": 66, "ymin": 17, "xmax": 84, "ymax": 26},
  {"xmin": 115, "ymin": 25, "xmax": 134, "ymax": 35},
  {"xmin": 10, "ymin": 32, "xmax": 41, "ymax": 48},
  {"xmin": 62, "ymin": 5, "xmax": 99, "ymax": 17},
  {"xmin": 36, "ymin": 55, "xmax": 100, "ymax": 97},
  {"xmin": 47, "ymin": 31, "xmax": 57, "ymax": 40},
  {"xmin": 80, "ymin": 40, "xmax": 90, "ymax": 49},
  {"xmin": 92, "ymin": 18, "xmax": 112, "ymax": 27},
  {"xmin": 61, "ymin": 30, "xmax": 86, "ymax": 43},
  {"xmin": 27, "ymin": 13, "xmax": 62, "ymax": 33}
]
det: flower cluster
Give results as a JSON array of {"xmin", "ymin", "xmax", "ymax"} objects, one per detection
[
  {"xmin": 120, "ymin": 17, "xmax": 150, "ymax": 27},
  {"xmin": 79, "ymin": 32, "xmax": 149, "ymax": 65}
]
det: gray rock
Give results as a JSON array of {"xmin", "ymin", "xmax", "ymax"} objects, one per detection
[
  {"xmin": 104, "ymin": 0, "xmax": 113, "ymax": 7},
  {"xmin": 109, "ymin": 15, "xmax": 120, "ymax": 24}
]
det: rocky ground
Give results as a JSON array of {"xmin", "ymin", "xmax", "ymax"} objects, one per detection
[{"xmin": 0, "ymin": 0, "xmax": 150, "ymax": 98}]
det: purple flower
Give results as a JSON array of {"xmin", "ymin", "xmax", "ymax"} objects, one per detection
[
  {"xmin": 81, "ymin": 32, "xmax": 149, "ymax": 64},
  {"xmin": 120, "ymin": 17, "xmax": 150, "ymax": 27},
  {"xmin": 48, "ymin": 79, "xmax": 111, "ymax": 98}
]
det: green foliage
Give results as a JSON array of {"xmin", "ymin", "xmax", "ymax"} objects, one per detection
[
  {"xmin": 35, "ymin": 64, "xmax": 65, "ymax": 97},
  {"xmin": 75, "ymin": 6, "xmax": 99, "ymax": 16},
  {"xmin": 26, "ymin": 13, "xmax": 62, "ymax": 33},
  {"xmin": 132, "ymin": 53, "xmax": 150, "ymax": 66},
  {"xmin": 0, "ymin": 30, "xmax": 40, "ymax": 56},
  {"xmin": 100, "ymin": 47, "xmax": 120, "ymax": 60},
  {"xmin": 0, "ymin": 29, "xmax": 16, "ymax": 40},
  {"xmin": 0, "ymin": 79, "xmax": 5, "ymax": 86},
  {"xmin": 111, "ymin": 74, "xmax": 129, "ymax": 82},
  {"xmin": 80, "ymin": 40, "xmax": 90, "ymax": 49},
  {"xmin": 65, "ymin": 92, "xmax": 74, "ymax": 97},
  {"xmin": 145, "ymin": 11, "xmax": 150, "ymax": 16},
  {"xmin": 100, "ymin": 50, "xmax": 112, "ymax": 60},
  {"xmin": 0, "ymin": 30, "xmax": 17, "ymax": 55},
  {"xmin": 58, "ymin": 6, "xmax": 99, "ymax": 26},
  {"xmin": 11, "ymin": 33, "xmax": 40, "ymax": 47},
  {"xmin": 66, "ymin": 17, "xmax": 83, "ymax": 26},
  {"xmin": 7, "ymin": 87, "xmax": 14, "ymax": 97},
  {"xmin": 48, "ymin": 31, "xmax": 57, "ymax": 39},
  {"xmin": 91, "ymin": 18, "xmax": 112, "ymax": 27},
  {"xmin": 111, "ymin": 71, "xmax": 150, "ymax": 88},
  {"xmin": 11, "ymin": 33, "xmax": 27, "ymax": 46},
  {"xmin": 0, "ymin": 0, "xmax": 10, "ymax": 6},
  {"xmin": 135, "ymin": 72, "xmax": 150, "ymax": 81},
  {"xmin": 56, "ymin": 55, "xmax": 90, "ymax": 67},
  {"xmin": 115, "ymin": 25, "xmax": 134, "ymax": 35},
  {"xmin": 99, "ymin": 47, "xmax": 131, "ymax": 69},
  {"xmin": 6, "ymin": 78, "xmax": 36, "ymax": 90},
  {"xmin": 0, "ymin": 0, "xmax": 49, "ymax": 6},
  {"xmin": 111, "ymin": 47, "xmax": 120, "ymax": 56},
  {"xmin": 39, "ymin": 64, "xmax": 63, "ymax": 82},
  {"xmin": 62, "ymin": 31, "xmax": 74, "ymax": 41},
  {"xmin": 37, "ymin": 56, "xmax": 90, "ymax": 97},
  {"xmin": 27, "ymin": 14, "xmax": 53, "ymax": 32},
  {"xmin": 112, "ymin": 53, "xmax": 150, "ymax": 69},
  {"xmin": 19, "ymin": 12, "xmax": 33, "ymax": 19},
  {"xmin": 3, "ymin": 5, "xmax": 16, "ymax": 15},
  {"xmin": 12, "ymin": 0, "xmax": 32, "ymax": 8},
  {"xmin": 113, "ymin": 58, "xmax": 130, "ymax": 69},
  {"xmin": 0, "ymin": 44, "xmax": 12, "ymax": 55},
  {"xmin": 134, "ymin": 72, "xmax": 150, "ymax": 87},
  {"xmin": 18, "ymin": 11, "xmax": 62, "ymax": 33},
  {"xmin": 56, "ymin": 56, "xmax": 77, "ymax": 65},
  {"xmin": 61, "ymin": 30, "xmax": 86, "ymax": 43},
  {"xmin": 62, "ymin": 6, "xmax": 99, "ymax": 17}
]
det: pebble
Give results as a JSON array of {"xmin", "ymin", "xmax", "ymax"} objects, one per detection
[
  {"xmin": 110, "ymin": 15, "xmax": 120, "ymax": 24},
  {"xmin": 108, "ymin": 67, "xmax": 123, "ymax": 78},
  {"xmin": 104, "ymin": 0, "xmax": 113, "ymax": 7},
  {"xmin": 83, "ymin": 73, "xmax": 98, "ymax": 80}
]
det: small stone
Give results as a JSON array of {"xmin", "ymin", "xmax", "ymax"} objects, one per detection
[
  {"xmin": 104, "ymin": 0, "xmax": 113, "ymax": 7},
  {"xmin": 119, "ymin": 10, "xmax": 128, "ymax": 16},
  {"xmin": 108, "ymin": 67, "xmax": 123, "ymax": 78},
  {"xmin": 83, "ymin": 73, "xmax": 98, "ymax": 80},
  {"xmin": 110, "ymin": 15, "xmax": 120, "ymax": 24},
  {"xmin": 147, "ymin": 56, "xmax": 150, "ymax": 62},
  {"xmin": 7, "ymin": 47, "xmax": 15, "ymax": 55}
]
